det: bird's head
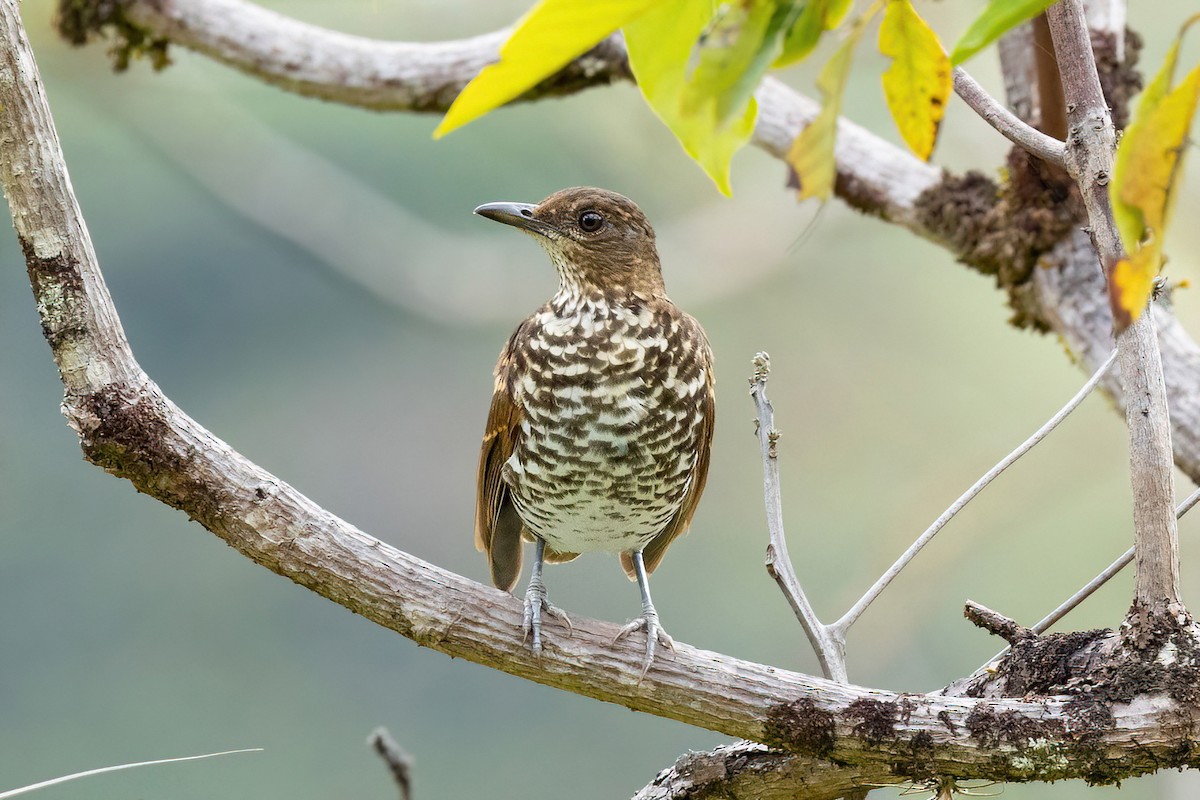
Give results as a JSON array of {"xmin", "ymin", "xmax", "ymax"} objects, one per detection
[{"xmin": 474, "ymin": 187, "xmax": 664, "ymax": 297}]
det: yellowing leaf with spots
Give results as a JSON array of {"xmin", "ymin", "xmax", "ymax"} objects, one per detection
[
  {"xmin": 787, "ymin": 4, "xmax": 878, "ymax": 200},
  {"xmin": 878, "ymin": 0, "xmax": 950, "ymax": 161},
  {"xmin": 1109, "ymin": 14, "xmax": 1200, "ymax": 328},
  {"xmin": 626, "ymin": 0, "xmax": 757, "ymax": 196},
  {"xmin": 434, "ymin": 0, "xmax": 657, "ymax": 138}
]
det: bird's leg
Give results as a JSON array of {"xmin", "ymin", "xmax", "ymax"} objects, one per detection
[
  {"xmin": 522, "ymin": 537, "xmax": 572, "ymax": 655},
  {"xmin": 614, "ymin": 551, "xmax": 675, "ymax": 680}
]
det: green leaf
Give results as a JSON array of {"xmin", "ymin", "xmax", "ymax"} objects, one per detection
[
  {"xmin": 1108, "ymin": 14, "xmax": 1200, "ymax": 329},
  {"xmin": 626, "ymin": 0, "xmax": 758, "ymax": 195},
  {"xmin": 787, "ymin": 3, "xmax": 878, "ymax": 199},
  {"xmin": 950, "ymin": 0, "xmax": 1056, "ymax": 66},
  {"xmin": 434, "ymin": 0, "xmax": 658, "ymax": 138},
  {"xmin": 774, "ymin": 0, "xmax": 853, "ymax": 68},
  {"xmin": 879, "ymin": 0, "xmax": 951, "ymax": 160},
  {"xmin": 682, "ymin": 1, "xmax": 800, "ymax": 129}
]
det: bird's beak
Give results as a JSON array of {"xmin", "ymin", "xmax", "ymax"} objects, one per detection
[{"xmin": 473, "ymin": 201, "xmax": 558, "ymax": 238}]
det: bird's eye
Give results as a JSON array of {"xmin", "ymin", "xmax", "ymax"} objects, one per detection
[{"xmin": 578, "ymin": 210, "xmax": 605, "ymax": 233}]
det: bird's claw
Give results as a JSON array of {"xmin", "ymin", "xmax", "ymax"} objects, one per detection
[
  {"xmin": 614, "ymin": 608, "xmax": 675, "ymax": 681},
  {"xmin": 522, "ymin": 577, "xmax": 572, "ymax": 656}
]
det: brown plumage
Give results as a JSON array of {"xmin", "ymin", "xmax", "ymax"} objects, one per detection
[{"xmin": 473, "ymin": 187, "xmax": 715, "ymax": 676}]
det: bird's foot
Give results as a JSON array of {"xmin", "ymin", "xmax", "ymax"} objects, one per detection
[
  {"xmin": 614, "ymin": 607, "xmax": 675, "ymax": 682},
  {"xmin": 521, "ymin": 576, "xmax": 572, "ymax": 656}
]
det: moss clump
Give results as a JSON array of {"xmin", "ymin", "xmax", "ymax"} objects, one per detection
[
  {"xmin": 763, "ymin": 697, "xmax": 836, "ymax": 758},
  {"xmin": 55, "ymin": 0, "xmax": 171, "ymax": 71}
]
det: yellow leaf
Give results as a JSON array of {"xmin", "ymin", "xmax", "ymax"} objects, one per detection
[
  {"xmin": 878, "ymin": 0, "xmax": 950, "ymax": 161},
  {"xmin": 626, "ymin": 0, "xmax": 757, "ymax": 195},
  {"xmin": 1110, "ymin": 254, "xmax": 1158, "ymax": 326},
  {"xmin": 433, "ymin": 0, "xmax": 657, "ymax": 138},
  {"xmin": 787, "ymin": 3, "xmax": 879, "ymax": 200},
  {"xmin": 1109, "ymin": 14, "xmax": 1200, "ymax": 327}
]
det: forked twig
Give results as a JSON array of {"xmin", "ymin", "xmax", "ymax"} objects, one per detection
[
  {"xmin": 750, "ymin": 352, "xmax": 847, "ymax": 682},
  {"xmin": 752, "ymin": 350, "xmax": 1117, "ymax": 678}
]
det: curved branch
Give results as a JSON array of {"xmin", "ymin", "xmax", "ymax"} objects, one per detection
[
  {"xmin": 3, "ymin": 0, "xmax": 1198, "ymax": 789},
  {"xmin": 952, "ymin": 68, "xmax": 1066, "ymax": 166},
  {"xmin": 118, "ymin": 0, "xmax": 630, "ymax": 110}
]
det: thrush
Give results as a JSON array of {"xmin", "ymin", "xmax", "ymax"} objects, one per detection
[{"xmin": 473, "ymin": 187, "xmax": 715, "ymax": 676}]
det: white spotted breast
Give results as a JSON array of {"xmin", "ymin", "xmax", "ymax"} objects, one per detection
[{"xmin": 497, "ymin": 289, "xmax": 712, "ymax": 555}]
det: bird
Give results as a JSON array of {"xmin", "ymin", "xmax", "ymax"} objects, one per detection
[{"xmin": 472, "ymin": 187, "xmax": 715, "ymax": 678}]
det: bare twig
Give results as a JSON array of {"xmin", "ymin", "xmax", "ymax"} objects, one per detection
[
  {"xmin": 1031, "ymin": 486, "xmax": 1200, "ymax": 635},
  {"xmin": 1046, "ymin": 0, "xmax": 1182, "ymax": 614},
  {"xmin": 832, "ymin": 350, "xmax": 1118, "ymax": 635},
  {"xmin": 0, "ymin": 749, "xmax": 263, "ymax": 800},
  {"xmin": 952, "ymin": 68, "xmax": 1067, "ymax": 166},
  {"xmin": 964, "ymin": 601, "xmax": 1035, "ymax": 645},
  {"xmin": 369, "ymin": 728, "xmax": 413, "ymax": 800},
  {"xmin": 750, "ymin": 353, "xmax": 847, "ymax": 683},
  {"xmin": 752, "ymin": 349, "xmax": 1115, "ymax": 678}
]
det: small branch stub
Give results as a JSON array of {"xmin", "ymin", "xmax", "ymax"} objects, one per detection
[
  {"xmin": 964, "ymin": 600, "xmax": 1035, "ymax": 645},
  {"xmin": 369, "ymin": 728, "xmax": 414, "ymax": 800}
]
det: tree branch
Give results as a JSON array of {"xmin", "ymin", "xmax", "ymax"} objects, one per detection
[
  {"xmin": 632, "ymin": 742, "xmax": 876, "ymax": 800},
  {"xmin": 116, "ymin": 0, "xmax": 630, "ymax": 110},
  {"xmin": 952, "ymin": 68, "xmax": 1066, "ymax": 166},
  {"xmin": 4, "ymin": 0, "xmax": 1200, "ymax": 789},
  {"xmin": 1046, "ymin": 0, "xmax": 1182, "ymax": 613}
]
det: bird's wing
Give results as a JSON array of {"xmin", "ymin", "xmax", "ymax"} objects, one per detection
[
  {"xmin": 622, "ymin": 331, "xmax": 716, "ymax": 579},
  {"xmin": 475, "ymin": 344, "xmax": 527, "ymax": 592}
]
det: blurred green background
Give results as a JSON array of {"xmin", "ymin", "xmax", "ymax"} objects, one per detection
[{"xmin": 2, "ymin": 1, "xmax": 1200, "ymax": 798}]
